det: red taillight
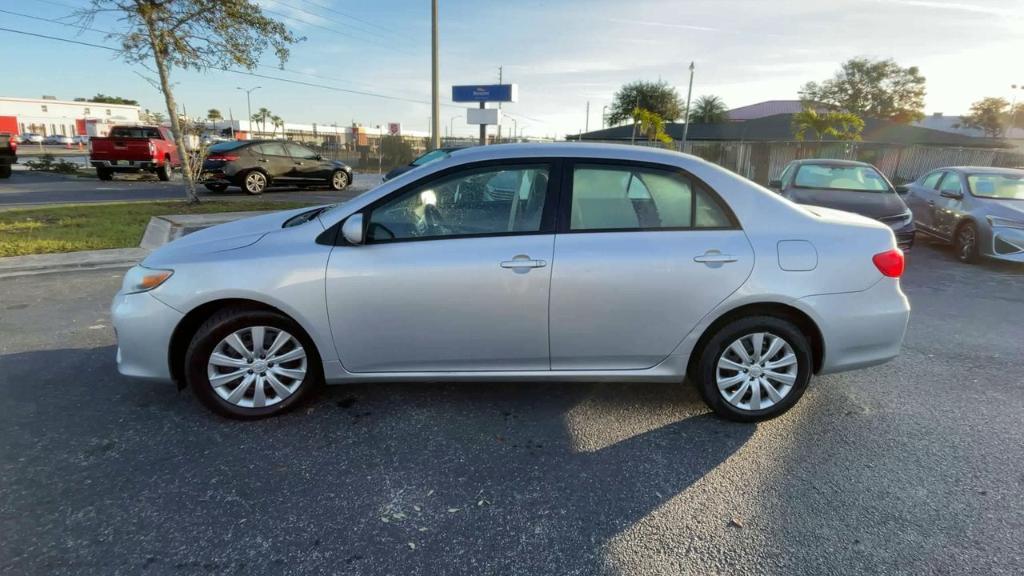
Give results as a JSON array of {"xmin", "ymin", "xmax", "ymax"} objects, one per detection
[
  {"xmin": 873, "ymin": 248, "xmax": 905, "ymax": 278},
  {"xmin": 148, "ymin": 141, "xmax": 156, "ymax": 157},
  {"xmin": 206, "ymin": 154, "xmax": 239, "ymax": 162},
  {"xmin": 9, "ymin": 136, "xmax": 16, "ymax": 153}
]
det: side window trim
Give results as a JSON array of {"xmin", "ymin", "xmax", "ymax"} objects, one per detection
[
  {"xmin": 937, "ymin": 171, "xmax": 962, "ymax": 193},
  {"xmin": 556, "ymin": 158, "xmax": 740, "ymax": 234},
  {"xmin": 352, "ymin": 158, "xmax": 563, "ymax": 246}
]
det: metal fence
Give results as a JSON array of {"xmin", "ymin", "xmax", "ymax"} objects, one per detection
[{"xmin": 580, "ymin": 139, "xmax": 1024, "ymax": 185}]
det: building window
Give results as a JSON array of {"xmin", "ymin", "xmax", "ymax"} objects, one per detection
[
  {"xmin": 84, "ymin": 107, "xmax": 91, "ymax": 115},
  {"xmin": 41, "ymin": 105, "xmax": 48, "ymax": 112},
  {"xmin": 105, "ymin": 109, "xmax": 111, "ymax": 116}
]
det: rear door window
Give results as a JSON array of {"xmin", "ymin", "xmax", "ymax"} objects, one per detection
[{"xmin": 256, "ymin": 142, "xmax": 288, "ymax": 157}]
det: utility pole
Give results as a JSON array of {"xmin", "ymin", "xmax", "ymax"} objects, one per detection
[
  {"xmin": 236, "ymin": 86, "xmax": 260, "ymax": 137},
  {"xmin": 585, "ymin": 101, "xmax": 590, "ymax": 133},
  {"xmin": 602, "ymin": 105, "xmax": 607, "ymax": 129},
  {"xmin": 680, "ymin": 61, "xmax": 695, "ymax": 152},
  {"xmin": 479, "ymin": 102, "xmax": 486, "ymax": 146},
  {"xmin": 493, "ymin": 64, "xmax": 497, "ymax": 141},
  {"xmin": 430, "ymin": 0, "xmax": 440, "ymax": 150}
]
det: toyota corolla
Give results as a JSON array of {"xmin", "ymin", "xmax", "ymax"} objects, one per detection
[{"xmin": 112, "ymin": 143, "xmax": 910, "ymax": 422}]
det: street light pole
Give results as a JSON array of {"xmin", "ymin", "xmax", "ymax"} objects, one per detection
[
  {"xmin": 449, "ymin": 114, "xmax": 460, "ymax": 144},
  {"xmin": 430, "ymin": 0, "xmax": 440, "ymax": 150},
  {"xmin": 236, "ymin": 86, "xmax": 261, "ymax": 137},
  {"xmin": 602, "ymin": 105, "xmax": 607, "ymax": 129},
  {"xmin": 1010, "ymin": 84, "xmax": 1023, "ymax": 136},
  {"xmin": 680, "ymin": 62, "xmax": 695, "ymax": 152},
  {"xmin": 585, "ymin": 101, "xmax": 590, "ymax": 133}
]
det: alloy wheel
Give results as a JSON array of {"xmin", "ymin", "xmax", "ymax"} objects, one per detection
[
  {"xmin": 332, "ymin": 171, "xmax": 348, "ymax": 190},
  {"xmin": 958, "ymin": 225, "xmax": 976, "ymax": 261},
  {"xmin": 716, "ymin": 332, "xmax": 798, "ymax": 411},
  {"xmin": 245, "ymin": 172, "xmax": 267, "ymax": 194},
  {"xmin": 207, "ymin": 326, "xmax": 307, "ymax": 408}
]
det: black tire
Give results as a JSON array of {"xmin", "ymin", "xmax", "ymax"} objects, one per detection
[
  {"xmin": 184, "ymin": 307, "xmax": 323, "ymax": 420},
  {"xmin": 155, "ymin": 160, "xmax": 171, "ymax": 181},
  {"xmin": 242, "ymin": 170, "xmax": 268, "ymax": 195},
  {"xmin": 695, "ymin": 315, "xmax": 813, "ymax": 423},
  {"xmin": 329, "ymin": 170, "xmax": 349, "ymax": 191},
  {"xmin": 954, "ymin": 221, "xmax": 979, "ymax": 264},
  {"xmin": 204, "ymin": 183, "xmax": 229, "ymax": 192},
  {"xmin": 97, "ymin": 167, "xmax": 113, "ymax": 181},
  {"xmin": 0, "ymin": 165, "xmax": 11, "ymax": 179}
]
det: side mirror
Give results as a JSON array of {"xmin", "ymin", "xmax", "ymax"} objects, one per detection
[
  {"xmin": 939, "ymin": 190, "xmax": 963, "ymax": 200},
  {"xmin": 768, "ymin": 179, "xmax": 782, "ymax": 189},
  {"xmin": 895, "ymin": 185, "xmax": 909, "ymax": 195},
  {"xmin": 341, "ymin": 213, "xmax": 365, "ymax": 245}
]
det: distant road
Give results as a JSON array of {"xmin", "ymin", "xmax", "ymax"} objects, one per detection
[{"xmin": 0, "ymin": 170, "xmax": 381, "ymax": 209}]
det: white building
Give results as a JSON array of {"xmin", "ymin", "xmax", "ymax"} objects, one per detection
[{"xmin": 0, "ymin": 96, "xmax": 142, "ymax": 138}]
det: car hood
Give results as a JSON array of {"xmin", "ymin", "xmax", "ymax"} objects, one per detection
[
  {"xmin": 786, "ymin": 188, "xmax": 908, "ymax": 219},
  {"xmin": 143, "ymin": 205, "xmax": 326, "ymax": 267},
  {"xmin": 985, "ymin": 199, "xmax": 1024, "ymax": 220}
]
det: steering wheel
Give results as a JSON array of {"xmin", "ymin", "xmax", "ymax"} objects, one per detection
[{"xmin": 424, "ymin": 204, "xmax": 450, "ymax": 235}]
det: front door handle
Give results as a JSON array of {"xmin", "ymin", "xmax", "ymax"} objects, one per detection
[
  {"xmin": 500, "ymin": 256, "xmax": 547, "ymax": 269},
  {"xmin": 694, "ymin": 252, "xmax": 737, "ymax": 264}
]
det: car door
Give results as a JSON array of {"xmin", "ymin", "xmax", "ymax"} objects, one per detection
[
  {"xmin": 934, "ymin": 171, "xmax": 967, "ymax": 240},
  {"xmin": 325, "ymin": 161, "xmax": 558, "ymax": 372},
  {"xmin": 548, "ymin": 161, "xmax": 754, "ymax": 370},
  {"xmin": 905, "ymin": 170, "xmax": 943, "ymax": 232},
  {"xmin": 284, "ymin": 142, "xmax": 327, "ymax": 181},
  {"xmin": 254, "ymin": 141, "xmax": 294, "ymax": 181}
]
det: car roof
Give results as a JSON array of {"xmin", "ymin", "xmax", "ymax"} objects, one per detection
[
  {"xmin": 446, "ymin": 142, "xmax": 699, "ymax": 164},
  {"xmin": 789, "ymin": 158, "xmax": 874, "ymax": 168},
  {"xmin": 941, "ymin": 166, "xmax": 1024, "ymax": 175}
]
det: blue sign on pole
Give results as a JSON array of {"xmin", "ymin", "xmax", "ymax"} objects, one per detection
[{"xmin": 452, "ymin": 84, "xmax": 518, "ymax": 103}]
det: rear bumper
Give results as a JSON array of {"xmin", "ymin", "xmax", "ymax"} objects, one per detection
[
  {"xmin": 91, "ymin": 160, "xmax": 160, "ymax": 171},
  {"xmin": 802, "ymin": 277, "xmax": 910, "ymax": 374},
  {"xmin": 111, "ymin": 290, "xmax": 182, "ymax": 381},
  {"xmin": 895, "ymin": 230, "xmax": 915, "ymax": 251}
]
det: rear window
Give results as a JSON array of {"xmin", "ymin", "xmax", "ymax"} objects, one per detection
[
  {"xmin": 209, "ymin": 141, "xmax": 248, "ymax": 153},
  {"xmin": 109, "ymin": 127, "xmax": 161, "ymax": 139}
]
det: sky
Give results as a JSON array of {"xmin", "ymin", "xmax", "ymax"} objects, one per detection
[{"xmin": 1, "ymin": 0, "xmax": 1022, "ymax": 138}]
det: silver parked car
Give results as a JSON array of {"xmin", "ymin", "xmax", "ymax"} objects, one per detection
[
  {"xmin": 112, "ymin": 143, "xmax": 910, "ymax": 422},
  {"xmin": 902, "ymin": 167, "xmax": 1024, "ymax": 263}
]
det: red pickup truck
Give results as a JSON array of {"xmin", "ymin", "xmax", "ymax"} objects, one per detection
[{"xmin": 89, "ymin": 125, "xmax": 181, "ymax": 181}]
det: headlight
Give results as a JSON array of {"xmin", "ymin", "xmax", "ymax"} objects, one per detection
[
  {"xmin": 121, "ymin": 265, "xmax": 173, "ymax": 294},
  {"xmin": 986, "ymin": 216, "xmax": 1024, "ymax": 230}
]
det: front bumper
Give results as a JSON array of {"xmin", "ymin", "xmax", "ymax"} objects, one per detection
[
  {"xmin": 986, "ymin": 226, "xmax": 1024, "ymax": 263},
  {"xmin": 111, "ymin": 290, "xmax": 183, "ymax": 381},
  {"xmin": 801, "ymin": 277, "xmax": 910, "ymax": 374}
]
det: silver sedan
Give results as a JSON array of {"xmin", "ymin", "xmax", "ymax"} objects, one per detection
[
  {"xmin": 112, "ymin": 143, "xmax": 910, "ymax": 422},
  {"xmin": 902, "ymin": 167, "xmax": 1024, "ymax": 263}
]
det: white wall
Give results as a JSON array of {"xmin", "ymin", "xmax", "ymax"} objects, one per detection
[{"xmin": 0, "ymin": 97, "xmax": 141, "ymax": 136}]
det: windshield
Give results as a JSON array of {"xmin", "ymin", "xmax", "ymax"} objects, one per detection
[
  {"xmin": 109, "ymin": 127, "xmax": 162, "ymax": 139},
  {"xmin": 793, "ymin": 164, "xmax": 892, "ymax": 192},
  {"xmin": 967, "ymin": 173, "xmax": 1024, "ymax": 200},
  {"xmin": 411, "ymin": 149, "xmax": 450, "ymax": 166}
]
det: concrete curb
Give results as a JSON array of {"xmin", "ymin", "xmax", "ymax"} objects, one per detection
[{"xmin": 0, "ymin": 211, "xmax": 271, "ymax": 278}]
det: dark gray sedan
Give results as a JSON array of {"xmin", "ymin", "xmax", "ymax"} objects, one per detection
[
  {"xmin": 771, "ymin": 159, "xmax": 915, "ymax": 251},
  {"xmin": 902, "ymin": 167, "xmax": 1024, "ymax": 263}
]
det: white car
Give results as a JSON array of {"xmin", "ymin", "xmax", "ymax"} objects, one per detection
[{"xmin": 112, "ymin": 143, "xmax": 910, "ymax": 422}]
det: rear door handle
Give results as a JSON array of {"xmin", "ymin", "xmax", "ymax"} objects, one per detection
[
  {"xmin": 694, "ymin": 252, "xmax": 737, "ymax": 264},
  {"xmin": 258, "ymin": 158, "xmax": 268, "ymax": 163},
  {"xmin": 500, "ymin": 258, "xmax": 547, "ymax": 269}
]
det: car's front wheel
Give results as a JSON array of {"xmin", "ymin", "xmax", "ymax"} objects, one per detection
[
  {"xmin": 242, "ymin": 170, "xmax": 268, "ymax": 194},
  {"xmin": 185, "ymin": 308, "xmax": 322, "ymax": 419},
  {"xmin": 329, "ymin": 169, "xmax": 349, "ymax": 191},
  {"xmin": 955, "ymin": 221, "xmax": 979, "ymax": 264},
  {"xmin": 695, "ymin": 315, "xmax": 812, "ymax": 422}
]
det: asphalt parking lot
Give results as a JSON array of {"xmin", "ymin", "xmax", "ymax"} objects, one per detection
[
  {"xmin": 0, "ymin": 169, "xmax": 381, "ymax": 208},
  {"xmin": 1, "ymin": 239, "xmax": 1022, "ymax": 575}
]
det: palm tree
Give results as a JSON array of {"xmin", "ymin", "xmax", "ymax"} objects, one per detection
[
  {"xmin": 689, "ymin": 95, "xmax": 729, "ymax": 123},
  {"xmin": 632, "ymin": 107, "xmax": 673, "ymax": 143},
  {"xmin": 251, "ymin": 107, "xmax": 271, "ymax": 135},
  {"xmin": 271, "ymin": 115, "xmax": 284, "ymax": 138},
  {"xmin": 791, "ymin": 107, "xmax": 864, "ymax": 141},
  {"xmin": 207, "ymin": 108, "xmax": 222, "ymax": 122}
]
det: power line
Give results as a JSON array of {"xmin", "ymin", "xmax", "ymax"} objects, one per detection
[
  {"xmin": 302, "ymin": 0, "xmax": 396, "ymax": 35},
  {"xmin": 260, "ymin": 6, "xmax": 418, "ymax": 58},
  {"xmin": 276, "ymin": 0, "xmax": 413, "ymax": 46}
]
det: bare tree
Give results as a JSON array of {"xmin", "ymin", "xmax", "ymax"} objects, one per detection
[{"xmin": 77, "ymin": 0, "xmax": 298, "ymax": 202}]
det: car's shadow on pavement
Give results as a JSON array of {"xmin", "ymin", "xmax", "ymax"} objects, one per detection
[{"xmin": 0, "ymin": 345, "xmax": 754, "ymax": 575}]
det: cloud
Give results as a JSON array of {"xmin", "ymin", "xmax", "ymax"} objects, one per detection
[
  {"xmin": 881, "ymin": 0, "xmax": 1021, "ymax": 17},
  {"xmin": 602, "ymin": 17, "xmax": 719, "ymax": 32}
]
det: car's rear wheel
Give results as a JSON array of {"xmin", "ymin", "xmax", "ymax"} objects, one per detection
[
  {"xmin": 695, "ymin": 315, "xmax": 812, "ymax": 422},
  {"xmin": 97, "ymin": 167, "xmax": 113, "ymax": 181},
  {"xmin": 185, "ymin": 308, "xmax": 322, "ymax": 419},
  {"xmin": 243, "ymin": 170, "xmax": 268, "ymax": 195},
  {"xmin": 204, "ymin": 183, "xmax": 229, "ymax": 192},
  {"xmin": 156, "ymin": 159, "xmax": 171, "ymax": 181},
  {"xmin": 329, "ymin": 170, "xmax": 349, "ymax": 191},
  {"xmin": 955, "ymin": 221, "xmax": 979, "ymax": 264}
]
